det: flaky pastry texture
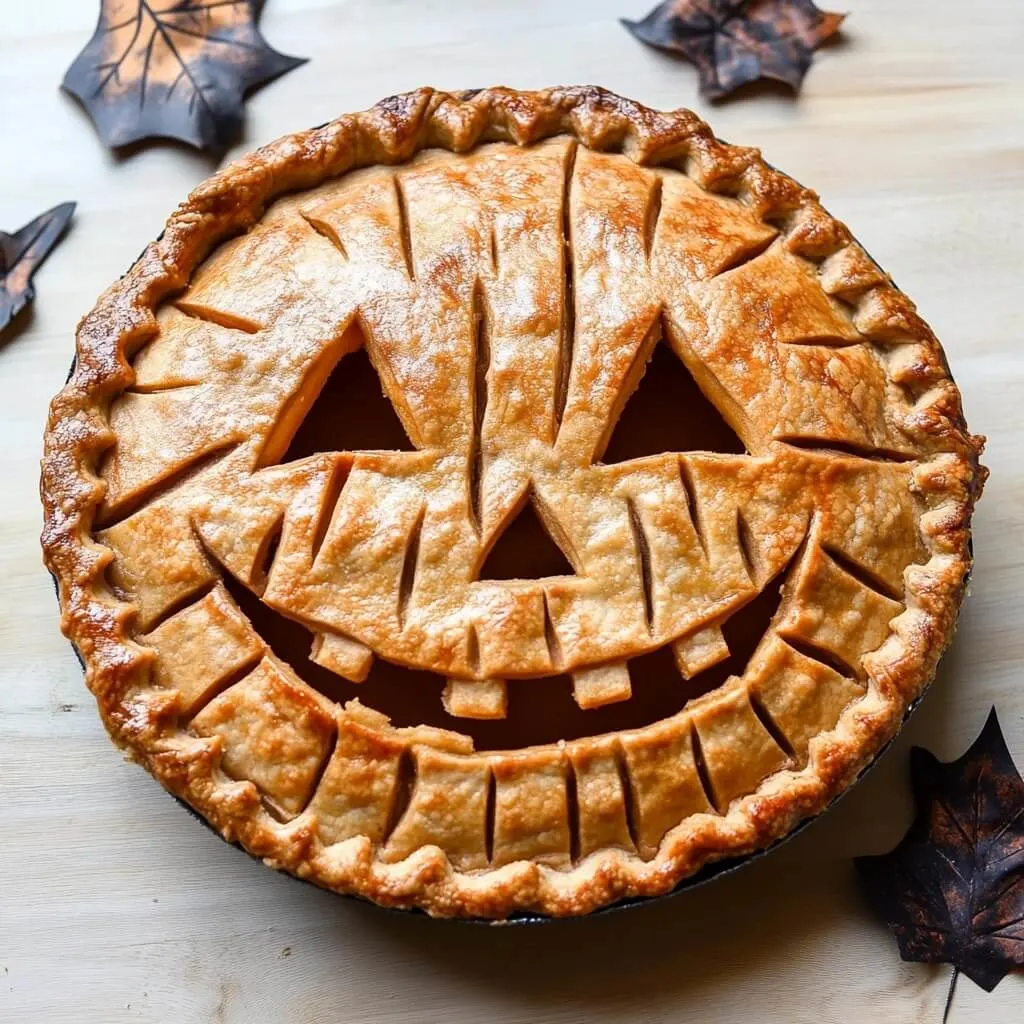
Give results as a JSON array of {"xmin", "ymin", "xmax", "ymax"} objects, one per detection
[{"xmin": 41, "ymin": 87, "xmax": 985, "ymax": 918}]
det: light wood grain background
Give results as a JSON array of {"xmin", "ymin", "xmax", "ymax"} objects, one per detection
[{"xmin": 2, "ymin": 1, "xmax": 1022, "ymax": 1021}]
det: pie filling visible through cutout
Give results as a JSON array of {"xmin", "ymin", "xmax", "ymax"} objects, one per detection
[{"xmin": 41, "ymin": 88, "xmax": 985, "ymax": 918}]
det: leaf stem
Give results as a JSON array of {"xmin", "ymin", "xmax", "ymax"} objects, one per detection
[{"xmin": 941, "ymin": 966, "xmax": 959, "ymax": 1024}]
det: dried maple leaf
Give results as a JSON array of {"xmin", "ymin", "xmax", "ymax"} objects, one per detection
[
  {"xmin": 0, "ymin": 203, "xmax": 76, "ymax": 338},
  {"xmin": 856, "ymin": 709, "xmax": 1024, "ymax": 1017},
  {"xmin": 62, "ymin": 1, "xmax": 307, "ymax": 151},
  {"xmin": 622, "ymin": 0, "xmax": 844, "ymax": 101}
]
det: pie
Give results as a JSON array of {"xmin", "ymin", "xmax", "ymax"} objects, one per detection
[{"xmin": 40, "ymin": 87, "xmax": 986, "ymax": 919}]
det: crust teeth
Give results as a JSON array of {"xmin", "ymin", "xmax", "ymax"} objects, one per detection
[
  {"xmin": 571, "ymin": 662, "xmax": 632, "ymax": 709},
  {"xmin": 310, "ymin": 632, "xmax": 374, "ymax": 683},
  {"xmin": 442, "ymin": 678, "xmax": 508, "ymax": 719},
  {"xmin": 672, "ymin": 626, "xmax": 729, "ymax": 679}
]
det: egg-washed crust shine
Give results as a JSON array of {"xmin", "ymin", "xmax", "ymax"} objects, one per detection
[{"xmin": 41, "ymin": 87, "xmax": 985, "ymax": 918}]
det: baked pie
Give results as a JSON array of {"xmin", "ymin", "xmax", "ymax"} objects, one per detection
[{"xmin": 41, "ymin": 87, "xmax": 985, "ymax": 918}]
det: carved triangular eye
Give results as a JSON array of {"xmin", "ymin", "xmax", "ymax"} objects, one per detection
[
  {"xmin": 478, "ymin": 493, "xmax": 575, "ymax": 581},
  {"xmin": 284, "ymin": 346, "xmax": 415, "ymax": 462},
  {"xmin": 601, "ymin": 340, "xmax": 745, "ymax": 463}
]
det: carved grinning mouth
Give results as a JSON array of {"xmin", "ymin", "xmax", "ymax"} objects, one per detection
[{"xmin": 219, "ymin": 549, "xmax": 794, "ymax": 750}]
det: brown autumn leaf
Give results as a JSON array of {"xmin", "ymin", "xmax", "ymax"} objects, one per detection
[
  {"xmin": 622, "ymin": 0, "xmax": 845, "ymax": 101},
  {"xmin": 856, "ymin": 708, "xmax": 1024, "ymax": 1020},
  {"xmin": 0, "ymin": 204, "xmax": 76, "ymax": 338},
  {"xmin": 62, "ymin": 1, "xmax": 307, "ymax": 151}
]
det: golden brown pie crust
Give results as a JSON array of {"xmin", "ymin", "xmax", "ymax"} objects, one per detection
[{"xmin": 40, "ymin": 87, "xmax": 986, "ymax": 918}]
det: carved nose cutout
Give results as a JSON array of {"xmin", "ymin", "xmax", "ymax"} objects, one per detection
[
  {"xmin": 601, "ymin": 339, "xmax": 746, "ymax": 464},
  {"xmin": 478, "ymin": 492, "xmax": 575, "ymax": 581},
  {"xmin": 284, "ymin": 344, "xmax": 415, "ymax": 462}
]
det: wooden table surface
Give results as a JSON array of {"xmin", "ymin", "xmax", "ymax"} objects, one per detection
[{"xmin": 2, "ymin": 1, "xmax": 1022, "ymax": 1021}]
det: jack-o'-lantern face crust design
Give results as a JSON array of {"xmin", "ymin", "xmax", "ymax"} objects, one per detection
[{"xmin": 42, "ymin": 89, "xmax": 984, "ymax": 918}]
